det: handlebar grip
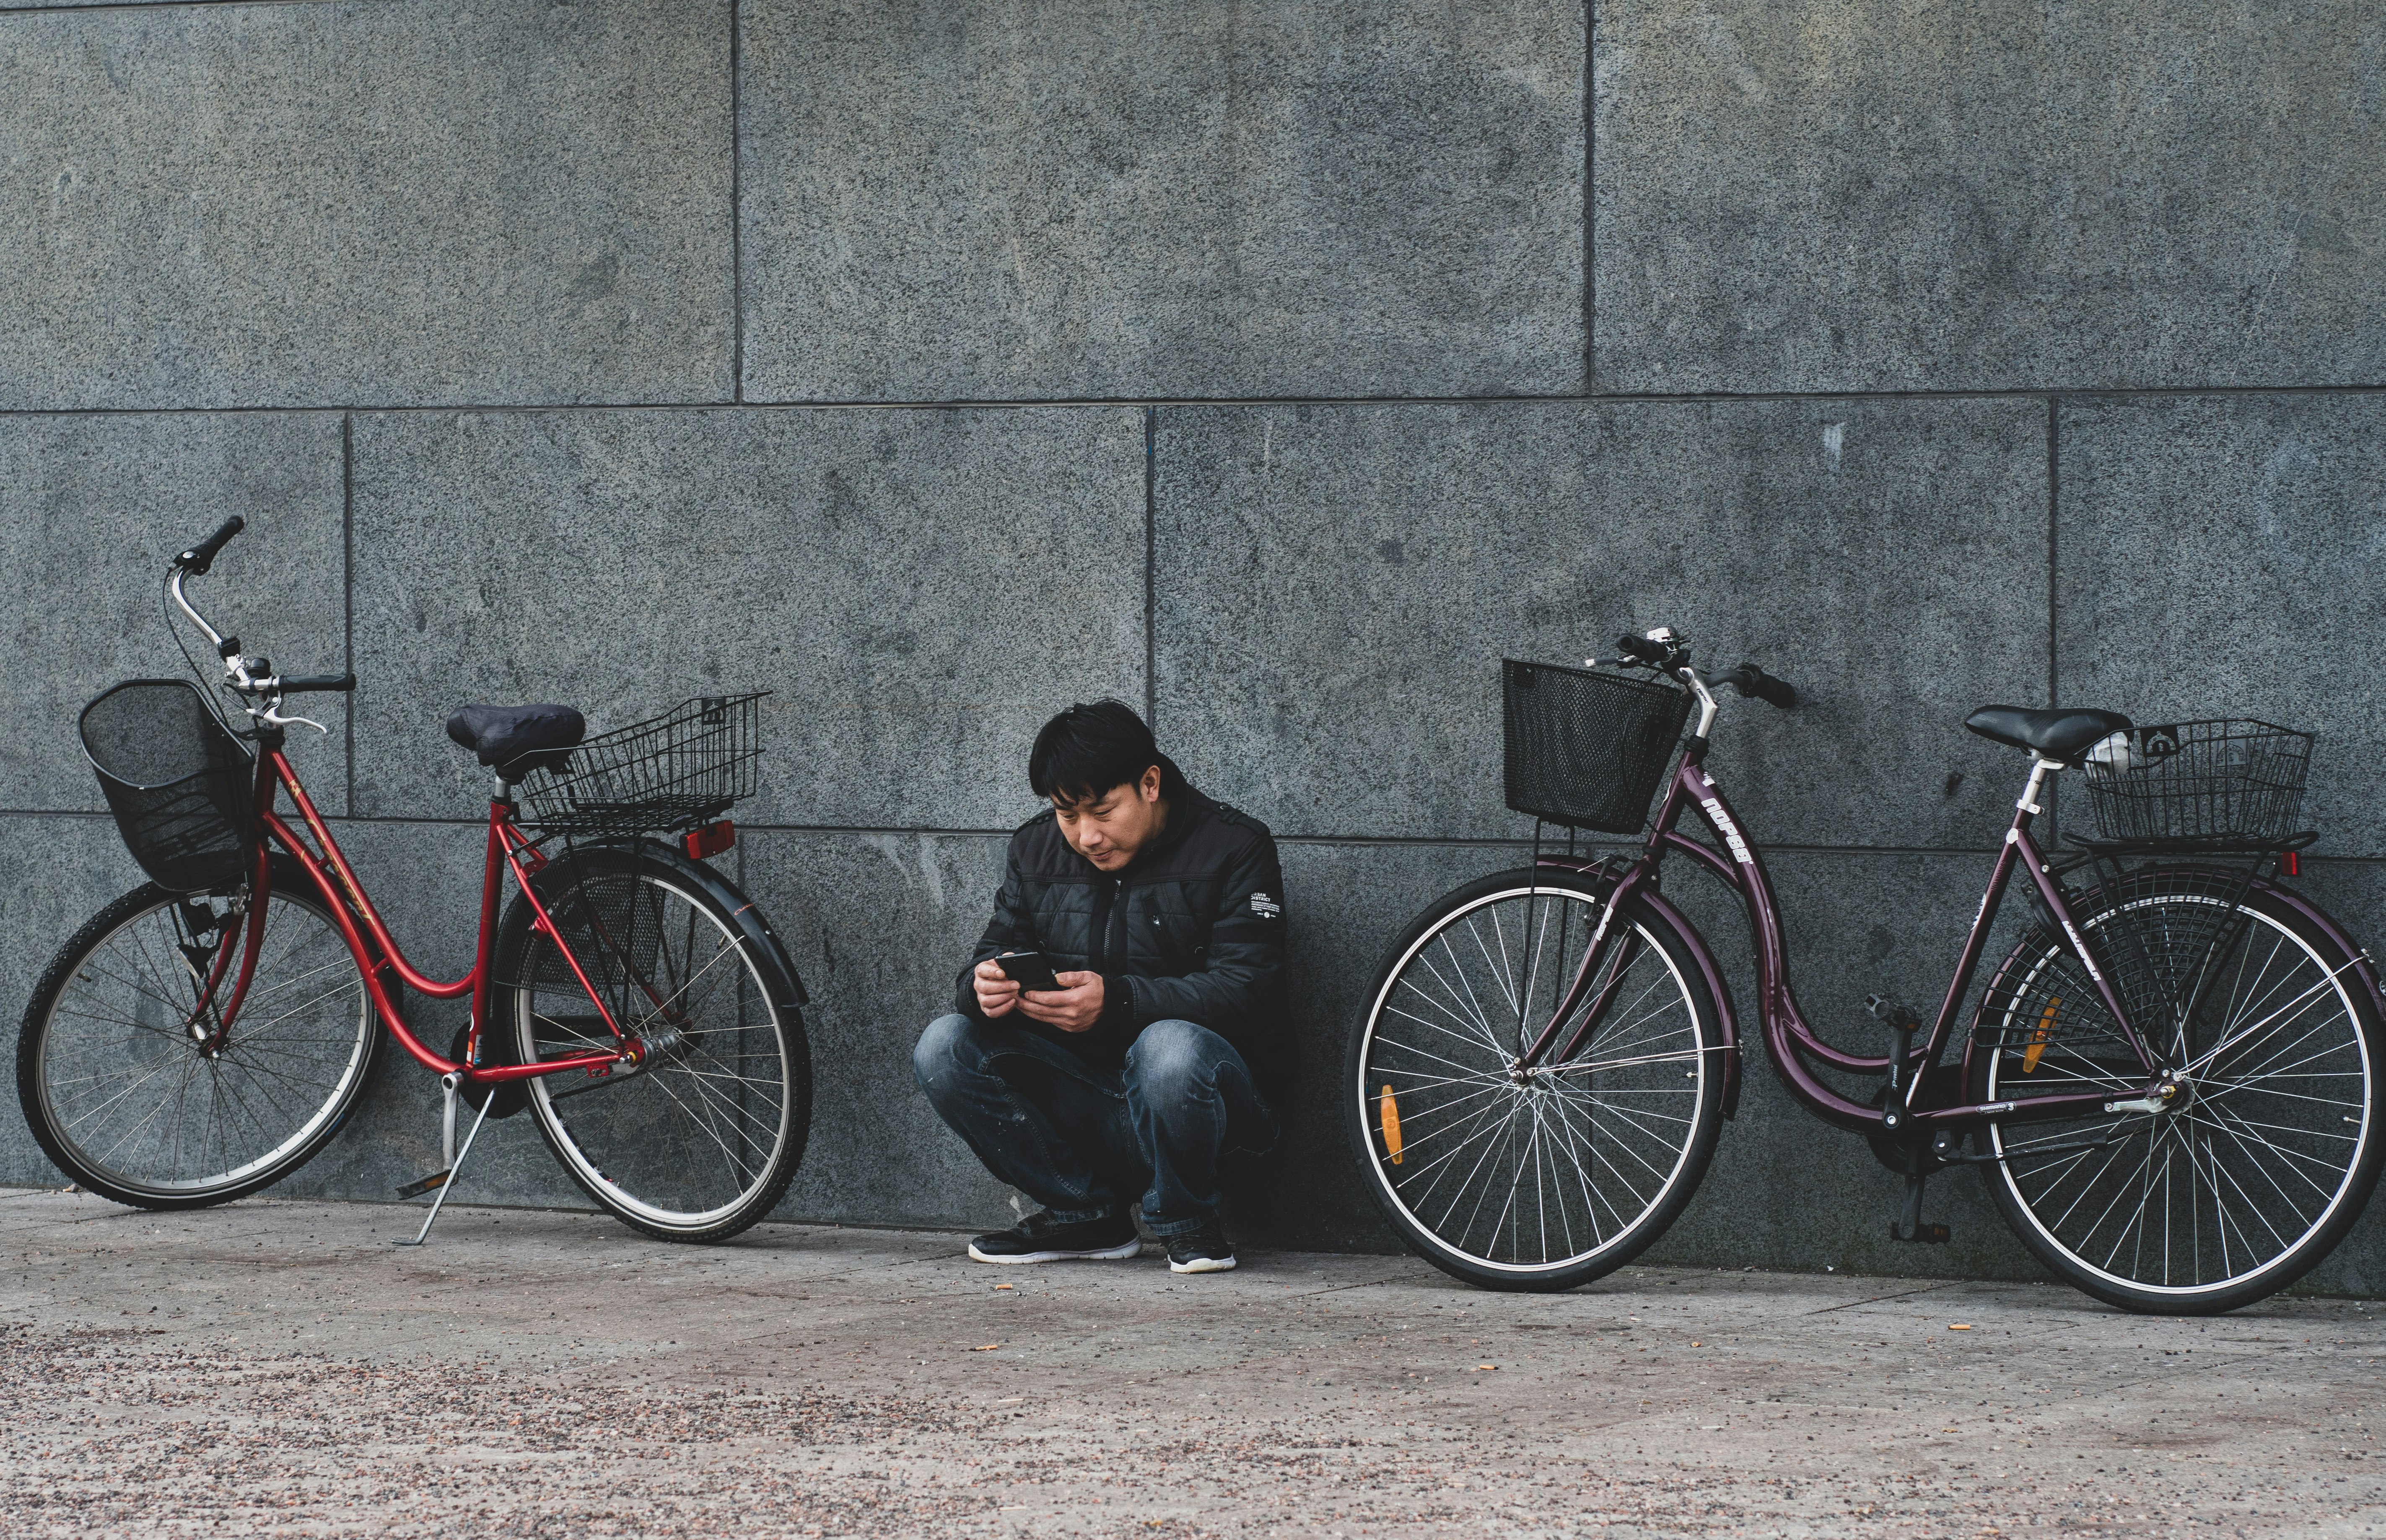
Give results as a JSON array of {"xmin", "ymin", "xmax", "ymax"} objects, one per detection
[
  {"xmin": 279, "ymin": 673, "xmax": 356, "ymax": 694},
  {"xmin": 175, "ymin": 516, "xmax": 245, "ymax": 575},
  {"xmin": 1750, "ymin": 670, "xmax": 1798, "ymax": 710},
  {"xmin": 1721, "ymin": 663, "xmax": 1798, "ymax": 709},
  {"xmin": 1614, "ymin": 633, "xmax": 1670, "ymax": 666}
]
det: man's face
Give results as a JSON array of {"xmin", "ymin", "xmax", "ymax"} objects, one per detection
[{"xmin": 1052, "ymin": 765, "xmax": 1167, "ymax": 871}]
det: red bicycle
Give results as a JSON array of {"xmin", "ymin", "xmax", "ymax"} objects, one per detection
[{"xmin": 16, "ymin": 517, "xmax": 812, "ymax": 1244}]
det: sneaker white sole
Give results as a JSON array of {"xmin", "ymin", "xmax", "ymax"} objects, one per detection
[
  {"xmin": 967, "ymin": 1239, "xmax": 1143, "ymax": 1264},
  {"xmin": 1168, "ymin": 1254, "xmax": 1237, "ymax": 1274}
]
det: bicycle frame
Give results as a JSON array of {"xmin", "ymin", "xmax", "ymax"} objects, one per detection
[
  {"xmin": 189, "ymin": 733, "xmax": 646, "ymax": 1091},
  {"xmin": 1511, "ymin": 745, "xmax": 2352, "ymax": 1141}
]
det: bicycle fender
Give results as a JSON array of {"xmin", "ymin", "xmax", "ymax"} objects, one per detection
[
  {"xmin": 503, "ymin": 841, "xmax": 810, "ymax": 1011},
  {"xmin": 709, "ymin": 871, "xmax": 809, "ymax": 1008},
  {"xmin": 2244, "ymin": 871, "xmax": 2385, "ymax": 1016},
  {"xmin": 1536, "ymin": 856, "xmax": 1743, "ymax": 1119},
  {"xmin": 1631, "ymin": 886, "xmax": 1743, "ymax": 1120}
]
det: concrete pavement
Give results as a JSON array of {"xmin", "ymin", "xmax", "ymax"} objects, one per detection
[{"xmin": 3, "ymin": 1187, "xmax": 2383, "ymax": 1537}]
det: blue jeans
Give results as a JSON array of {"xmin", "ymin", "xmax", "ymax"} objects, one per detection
[{"xmin": 913, "ymin": 1014, "xmax": 1278, "ymax": 1238}]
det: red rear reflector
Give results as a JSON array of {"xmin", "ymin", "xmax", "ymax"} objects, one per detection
[
  {"xmin": 2283, "ymin": 850, "xmax": 2300, "ymax": 877},
  {"xmin": 685, "ymin": 820, "xmax": 734, "ymax": 860}
]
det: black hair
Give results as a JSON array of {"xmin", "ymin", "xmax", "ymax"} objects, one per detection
[{"xmin": 1028, "ymin": 699, "xmax": 1183, "ymax": 806}]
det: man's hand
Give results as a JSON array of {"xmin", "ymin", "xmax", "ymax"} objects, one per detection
[
  {"xmin": 972, "ymin": 959, "xmax": 1022, "ymax": 1019},
  {"xmin": 1017, "ymin": 970, "xmax": 1105, "ymax": 1033}
]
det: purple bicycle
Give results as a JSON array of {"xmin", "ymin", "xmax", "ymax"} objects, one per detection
[{"xmin": 1347, "ymin": 627, "xmax": 2382, "ymax": 1314}]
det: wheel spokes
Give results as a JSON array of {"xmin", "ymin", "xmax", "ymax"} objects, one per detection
[
  {"xmin": 1989, "ymin": 896, "xmax": 2370, "ymax": 1296},
  {"xmin": 37, "ymin": 894, "xmax": 372, "ymax": 1197},
  {"xmin": 1362, "ymin": 888, "xmax": 1705, "ymax": 1273},
  {"xmin": 525, "ymin": 867, "xmax": 790, "ymax": 1226}
]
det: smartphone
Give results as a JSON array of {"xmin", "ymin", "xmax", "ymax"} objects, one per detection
[{"xmin": 996, "ymin": 950, "xmax": 1063, "ymax": 993}]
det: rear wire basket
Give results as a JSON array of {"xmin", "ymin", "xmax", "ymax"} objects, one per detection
[
  {"xmin": 1502, "ymin": 660, "xmax": 1691, "ymax": 835},
  {"xmin": 2077, "ymin": 719, "xmax": 2313, "ymax": 851},
  {"xmin": 81, "ymin": 679, "xmax": 257, "ymax": 892},
  {"xmin": 514, "ymin": 692, "xmax": 765, "ymax": 840}
]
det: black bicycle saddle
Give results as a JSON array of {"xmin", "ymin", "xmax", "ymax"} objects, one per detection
[
  {"xmin": 445, "ymin": 703, "xmax": 586, "ymax": 781},
  {"xmin": 1963, "ymin": 705, "xmax": 2132, "ymax": 763}
]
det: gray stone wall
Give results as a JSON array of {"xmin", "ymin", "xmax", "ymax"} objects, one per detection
[{"xmin": 3, "ymin": 0, "xmax": 2381, "ymax": 1292}]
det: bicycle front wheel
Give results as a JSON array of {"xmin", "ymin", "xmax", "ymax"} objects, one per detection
[
  {"xmin": 1347, "ymin": 868, "xmax": 1727, "ymax": 1292},
  {"xmin": 1971, "ymin": 874, "xmax": 2383, "ymax": 1313},
  {"xmin": 497, "ymin": 842, "xmax": 810, "ymax": 1242},
  {"xmin": 16, "ymin": 861, "xmax": 380, "ymax": 1208}
]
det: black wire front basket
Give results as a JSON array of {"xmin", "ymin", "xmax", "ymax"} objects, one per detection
[
  {"xmin": 514, "ymin": 693, "xmax": 766, "ymax": 840},
  {"xmin": 81, "ymin": 679, "xmax": 257, "ymax": 892},
  {"xmin": 2076, "ymin": 718, "xmax": 2313, "ymax": 852},
  {"xmin": 1502, "ymin": 660, "xmax": 1691, "ymax": 835}
]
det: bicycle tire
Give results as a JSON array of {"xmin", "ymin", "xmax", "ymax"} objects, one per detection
[
  {"xmin": 16, "ymin": 856, "xmax": 381, "ymax": 1209},
  {"xmin": 1968, "ymin": 874, "xmax": 2383, "ymax": 1314},
  {"xmin": 1347, "ymin": 867, "xmax": 1727, "ymax": 1292},
  {"xmin": 495, "ymin": 840, "xmax": 811, "ymax": 1243}
]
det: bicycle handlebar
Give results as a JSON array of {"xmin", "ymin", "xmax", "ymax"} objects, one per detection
[
  {"xmin": 1611, "ymin": 630, "xmax": 1797, "ymax": 710},
  {"xmin": 174, "ymin": 516, "xmax": 244, "ymax": 576},
  {"xmin": 1707, "ymin": 663, "xmax": 1799, "ymax": 710},
  {"xmin": 162, "ymin": 519, "xmax": 352, "ymax": 718}
]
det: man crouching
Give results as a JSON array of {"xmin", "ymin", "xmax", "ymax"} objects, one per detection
[{"xmin": 914, "ymin": 700, "xmax": 1284, "ymax": 1275}]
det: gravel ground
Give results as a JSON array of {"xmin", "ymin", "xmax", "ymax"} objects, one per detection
[{"xmin": 4, "ymin": 1187, "xmax": 2384, "ymax": 1537}]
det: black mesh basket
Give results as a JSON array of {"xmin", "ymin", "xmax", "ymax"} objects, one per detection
[
  {"xmin": 1502, "ymin": 660, "xmax": 1692, "ymax": 834},
  {"xmin": 80, "ymin": 679, "xmax": 257, "ymax": 892},
  {"xmin": 2077, "ymin": 718, "xmax": 2313, "ymax": 850},
  {"xmin": 514, "ymin": 693, "xmax": 765, "ymax": 838}
]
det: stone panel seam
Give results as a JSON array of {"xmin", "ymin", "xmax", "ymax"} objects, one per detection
[
  {"xmin": 221, "ymin": 812, "xmax": 2047, "ymax": 858},
  {"xmin": 342, "ymin": 410, "xmax": 356, "ymax": 817},
  {"xmin": 15, "ymin": 385, "xmax": 2386, "ymax": 416},
  {"xmin": 1582, "ymin": 0, "xmax": 1594, "ymax": 391},
  {"xmin": 729, "ymin": 0, "xmax": 744, "ymax": 406},
  {"xmin": 48, "ymin": 804, "xmax": 2345, "ymax": 863},
  {"xmin": 0, "ymin": 1, "xmax": 325, "ymax": 12},
  {"xmin": 1144, "ymin": 405, "xmax": 1157, "ymax": 729},
  {"xmin": 2044, "ymin": 394, "xmax": 2058, "ymax": 845}
]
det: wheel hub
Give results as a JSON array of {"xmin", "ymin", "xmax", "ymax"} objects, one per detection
[{"xmin": 630, "ymin": 1026, "xmax": 692, "ymax": 1066}]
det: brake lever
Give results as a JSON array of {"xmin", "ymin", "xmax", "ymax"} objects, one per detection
[{"xmin": 259, "ymin": 702, "xmax": 329, "ymax": 734}]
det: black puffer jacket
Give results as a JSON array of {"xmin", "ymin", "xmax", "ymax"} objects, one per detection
[{"xmin": 955, "ymin": 784, "xmax": 1287, "ymax": 1094}]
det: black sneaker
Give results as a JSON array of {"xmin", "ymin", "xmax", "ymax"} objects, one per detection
[
  {"xmin": 1164, "ymin": 1221, "xmax": 1236, "ymax": 1274},
  {"xmin": 967, "ymin": 1211, "xmax": 1141, "ymax": 1265}
]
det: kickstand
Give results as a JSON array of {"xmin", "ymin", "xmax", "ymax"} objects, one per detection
[
  {"xmin": 1888, "ymin": 1162, "xmax": 1951, "ymax": 1245},
  {"xmin": 395, "ymin": 1073, "xmax": 493, "ymax": 1248}
]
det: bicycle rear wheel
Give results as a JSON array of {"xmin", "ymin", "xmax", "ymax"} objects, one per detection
[
  {"xmin": 16, "ymin": 859, "xmax": 379, "ymax": 1208},
  {"xmin": 1970, "ymin": 874, "xmax": 2382, "ymax": 1313},
  {"xmin": 496, "ymin": 842, "xmax": 809, "ymax": 1242},
  {"xmin": 1347, "ymin": 868, "xmax": 1727, "ymax": 1291}
]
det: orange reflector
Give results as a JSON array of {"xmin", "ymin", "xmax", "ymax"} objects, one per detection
[
  {"xmin": 1380, "ymin": 1084, "xmax": 1403, "ymax": 1165},
  {"xmin": 2022, "ymin": 998, "xmax": 2060, "ymax": 1073}
]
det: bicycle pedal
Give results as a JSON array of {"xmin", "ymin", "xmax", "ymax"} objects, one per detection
[
  {"xmin": 1865, "ymin": 994, "xmax": 1921, "ymax": 1030},
  {"xmin": 395, "ymin": 1169, "xmax": 452, "ymax": 1200}
]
